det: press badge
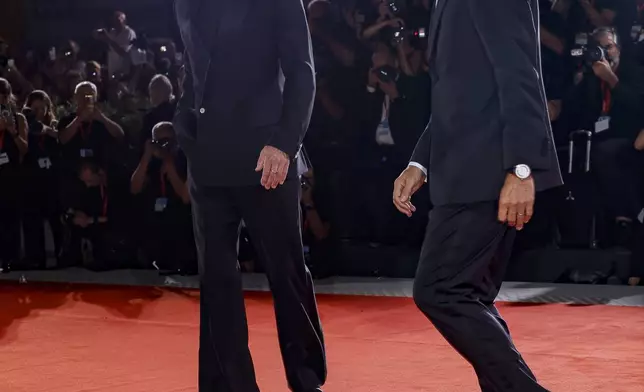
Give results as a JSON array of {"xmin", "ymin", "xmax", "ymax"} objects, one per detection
[
  {"xmin": 38, "ymin": 157, "xmax": 52, "ymax": 169},
  {"xmin": 0, "ymin": 153, "xmax": 9, "ymax": 166},
  {"xmin": 595, "ymin": 116, "xmax": 610, "ymax": 133},
  {"xmin": 155, "ymin": 197, "xmax": 168, "ymax": 212},
  {"xmin": 80, "ymin": 148, "xmax": 94, "ymax": 158}
]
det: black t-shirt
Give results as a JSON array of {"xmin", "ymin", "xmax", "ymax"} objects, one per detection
[
  {"xmin": 141, "ymin": 150, "xmax": 190, "ymax": 218},
  {"xmin": 23, "ymin": 129, "xmax": 60, "ymax": 192},
  {"xmin": 0, "ymin": 115, "xmax": 22, "ymax": 200},
  {"xmin": 75, "ymin": 174, "xmax": 131, "ymax": 227},
  {"xmin": 58, "ymin": 113, "xmax": 112, "ymax": 169}
]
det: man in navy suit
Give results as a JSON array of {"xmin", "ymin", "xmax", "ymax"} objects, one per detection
[
  {"xmin": 393, "ymin": 0, "xmax": 562, "ymax": 391},
  {"xmin": 173, "ymin": 0, "xmax": 326, "ymax": 391}
]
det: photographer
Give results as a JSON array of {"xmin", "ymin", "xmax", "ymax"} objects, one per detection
[
  {"xmin": 0, "ymin": 78, "xmax": 28, "ymax": 272},
  {"xmin": 60, "ymin": 160, "xmax": 131, "ymax": 270},
  {"xmin": 131, "ymin": 122, "xmax": 195, "ymax": 275},
  {"xmin": 21, "ymin": 90, "xmax": 63, "ymax": 269},
  {"xmin": 566, "ymin": 28, "xmax": 644, "ymax": 246},
  {"xmin": 58, "ymin": 81, "xmax": 124, "ymax": 169}
]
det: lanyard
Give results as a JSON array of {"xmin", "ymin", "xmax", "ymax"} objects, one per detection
[
  {"xmin": 99, "ymin": 184, "xmax": 109, "ymax": 217},
  {"xmin": 160, "ymin": 171, "xmax": 167, "ymax": 197},
  {"xmin": 601, "ymin": 81, "xmax": 612, "ymax": 115}
]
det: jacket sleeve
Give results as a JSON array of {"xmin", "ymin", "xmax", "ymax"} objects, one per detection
[
  {"xmin": 409, "ymin": 119, "xmax": 431, "ymax": 172},
  {"xmin": 173, "ymin": 51, "xmax": 196, "ymax": 138},
  {"xmin": 469, "ymin": 0, "xmax": 552, "ymax": 171},
  {"xmin": 267, "ymin": 0, "xmax": 316, "ymax": 159}
]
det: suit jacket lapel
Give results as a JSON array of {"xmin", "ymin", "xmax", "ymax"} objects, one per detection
[{"xmin": 427, "ymin": 0, "xmax": 448, "ymax": 61}]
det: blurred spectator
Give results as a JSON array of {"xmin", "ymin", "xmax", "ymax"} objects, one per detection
[
  {"xmin": 21, "ymin": 90, "xmax": 62, "ymax": 269},
  {"xmin": 131, "ymin": 121, "xmax": 195, "ymax": 275},
  {"xmin": 301, "ymin": 169, "xmax": 334, "ymax": 278},
  {"xmin": 0, "ymin": 78, "xmax": 28, "ymax": 272},
  {"xmin": 85, "ymin": 61, "xmax": 106, "ymax": 101},
  {"xmin": 93, "ymin": 11, "xmax": 137, "ymax": 79}
]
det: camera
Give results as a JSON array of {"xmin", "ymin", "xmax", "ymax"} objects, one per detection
[
  {"xmin": 387, "ymin": 0, "xmax": 402, "ymax": 15},
  {"xmin": 390, "ymin": 23, "xmax": 406, "ymax": 45},
  {"xmin": 375, "ymin": 65, "xmax": 399, "ymax": 84},
  {"xmin": 571, "ymin": 44, "xmax": 606, "ymax": 66},
  {"xmin": 0, "ymin": 104, "xmax": 11, "ymax": 121},
  {"xmin": 151, "ymin": 138, "xmax": 172, "ymax": 149}
]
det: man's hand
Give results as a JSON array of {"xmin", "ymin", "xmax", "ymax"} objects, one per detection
[
  {"xmin": 592, "ymin": 59, "xmax": 618, "ymax": 87},
  {"xmin": 4, "ymin": 115, "xmax": 17, "ymax": 136},
  {"xmin": 498, "ymin": 173, "xmax": 535, "ymax": 231},
  {"xmin": 393, "ymin": 166, "xmax": 426, "ymax": 217},
  {"xmin": 73, "ymin": 211, "xmax": 91, "ymax": 228},
  {"xmin": 255, "ymin": 146, "xmax": 290, "ymax": 190},
  {"xmin": 379, "ymin": 80, "xmax": 399, "ymax": 99}
]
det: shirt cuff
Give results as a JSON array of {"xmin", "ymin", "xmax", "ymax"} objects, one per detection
[{"xmin": 408, "ymin": 161, "xmax": 427, "ymax": 176}]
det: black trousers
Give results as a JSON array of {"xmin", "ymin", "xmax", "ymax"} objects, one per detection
[
  {"xmin": 22, "ymin": 198, "xmax": 63, "ymax": 268},
  {"xmin": 413, "ymin": 201, "xmax": 548, "ymax": 392},
  {"xmin": 190, "ymin": 180, "xmax": 326, "ymax": 392},
  {"xmin": 0, "ymin": 194, "xmax": 21, "ymax": 265}
]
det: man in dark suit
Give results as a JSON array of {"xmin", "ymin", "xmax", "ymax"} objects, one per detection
[
  {"xmin": 173, "ymin": 1, "xmax": 326, "ymax": 391},
  {"xmin": 393, "ymin": 0, "xmax": 562, "ymax": 391}
]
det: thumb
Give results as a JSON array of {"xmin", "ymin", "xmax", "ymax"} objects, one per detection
[
  {"xmin": 255, "ymin": 154, "xmax": 265, "ymax": 172},
  {"xmin": 399, "ymin": 179, "xmax": 413, "ymax": 202}
]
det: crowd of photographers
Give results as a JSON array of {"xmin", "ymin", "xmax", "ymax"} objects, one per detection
[{"xmin": 1, "ymin": 0, "xmax": 644, "ymax": 284}]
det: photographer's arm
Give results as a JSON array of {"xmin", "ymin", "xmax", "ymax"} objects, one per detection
[
  {"xmin": 130, "ymin": 151, "xmax": 151, "ymax": 195},
  {"xmin": 362, "ymin": 19, "xmax": 395, "ymax": 40},
  {"xmin": 540, "ymin": 26, "xmax": 565, "ymax": 55},
  {"xmin": 95, "ymin": 111, "xmax": 125, "ymax": 140},
  {"xmin": 269, "ymin": 0, "xmax": 316, "ymax": 158},
  {"xmin": 165, "ymin": 163, "xmax": 190, "ymax": 204},
  {"xmin": 59, "ymin": 117, "xmax": 82, "ymax": 145},
  {"xmin": 579, "ymin": 0, "xmax": 615, "ymax": 28},
  {"xmin": 470, "ymin": 0, "xmax": 551, "ymax": 171},
  {"xmin": 13, "ymin": 113, "xmax": 28, "ymax": 157},
  {"xmin": 396, "ymin": 45, "xmax": 418, "ymax": 76}
]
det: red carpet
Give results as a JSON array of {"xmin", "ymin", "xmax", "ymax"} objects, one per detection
[{"xmin": 1, "ymin": 283, "xmax": 643, "ymax": 392}]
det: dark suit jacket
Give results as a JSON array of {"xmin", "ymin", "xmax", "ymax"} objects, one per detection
[
  {"xmin": 411, "ymin": 0, "xmax": 563, "ymax": 206},
  {"xmin": 173, "ymin": 0, "xmax": 315, "ymax": 187}
]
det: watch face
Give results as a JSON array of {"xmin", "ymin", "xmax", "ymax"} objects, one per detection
[{"xmin": 515, "ymin": 165, "xmax": 531, "ymax": 179}]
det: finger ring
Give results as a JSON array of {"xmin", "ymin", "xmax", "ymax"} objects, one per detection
[{"xmin": 518, "ymin": 213, "xmax": 524, "ymax": 216}]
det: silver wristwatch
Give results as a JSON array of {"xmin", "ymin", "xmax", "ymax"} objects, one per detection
[{"xmin": 513, "ymin": 164, "xmax": 532, "ymax": 180}]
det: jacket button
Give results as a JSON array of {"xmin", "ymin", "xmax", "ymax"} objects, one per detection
[{"xmin": 199, "ymin": 108, "xmax": 206, "ymax": 114}]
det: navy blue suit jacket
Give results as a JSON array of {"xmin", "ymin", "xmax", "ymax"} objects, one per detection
[
  {"xmin": 174, "ymin": 0, "xmax": 315, "ymax": 187},
  {"xmin": 411, "ymin": 0, "xmax": 563, "ymax": 206}
]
